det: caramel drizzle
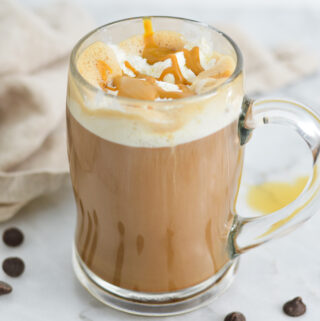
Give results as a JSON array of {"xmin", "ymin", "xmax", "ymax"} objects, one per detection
[
  {"xmin": 142, "ymin": 18, "xmax": 176, "ymax": 65},
  {"xmin": 142, "ymin": 18, "xmax": 202, "ymax": 85},
  {"xmin": 158, "ymin": 54, "xmax": 191, "ymax": 85},
  {"xmin": 142, "ymin": 19, "xmax": 204, "ymax": 76},
  {"xmin": 97, "ymin": 60, "xmax": 117, "ymax": 91},
  {"xmin": 96, "ymin": 60, "xmax": 111, "ymax": 82},
  {"xmin": 124, "ymin": 61, "xmax": 141, "ymax": 78},
  {"xmin": 114, "ymin": 61, "xmax": 193, "ymax": 100},
  {"xmin": 183, "ymin": 47, "xmax": 204, "ymax": 75},
  {"xmin": 97, "ymin": 18, "xmax": 206, "ymax": 100}
]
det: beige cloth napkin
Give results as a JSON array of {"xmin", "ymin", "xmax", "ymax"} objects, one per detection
[
  {"xmin": 0, "ymin": 1, "xmax": 318, "ymax": 221},
  {"xmin": 0, "ymin": 0, "xmax": 94, "ymax": 221}
]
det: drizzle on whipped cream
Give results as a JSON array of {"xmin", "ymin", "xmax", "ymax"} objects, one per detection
[
  {"xmin": 77, "ymin": 18, "xmax": 236, "ymax": 101},
  {"xmin": 99, "ymin": 19, "xmax": 234, "ymax": 100}
]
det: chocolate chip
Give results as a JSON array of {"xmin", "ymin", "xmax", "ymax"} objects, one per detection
[
  {"xmin": 3, "ymin": 228, "xmax": 24, "ymax": 247},
  {"xmin": 283, "ymin": 297, "xmax": 306, "ymax": 317},
  {"xmin": 2, "ymin": 257, "xmax": 25, "ymax": 277},
  {"xmin": 0, "ymin": 281, "xmax": 12, "ymax": 295},
  {"xmin": 224, "ymin": 312, "xmax": 246, "ymax": 321}
]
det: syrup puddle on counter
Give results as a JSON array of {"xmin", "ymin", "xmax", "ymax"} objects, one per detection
[{"xmin": 247, "ymin": 176, "xmax": 308, "ymax": 214}]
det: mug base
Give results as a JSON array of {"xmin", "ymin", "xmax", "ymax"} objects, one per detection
[{"xmin": 72, "ymin": 247, "xmax": 239, "ymax": 316}]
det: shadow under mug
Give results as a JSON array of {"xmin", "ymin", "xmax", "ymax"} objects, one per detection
[{"xmin": 66, "ymin": 16, "xmax": 320, "ymax": 316}]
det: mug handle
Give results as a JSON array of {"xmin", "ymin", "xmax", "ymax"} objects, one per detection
[{"xmin": 231, "ymin": 96, "xmax": 320, "ymax": 255}]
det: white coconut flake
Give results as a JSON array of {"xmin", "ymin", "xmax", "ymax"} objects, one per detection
[{"xmin": 155, "ymin": 80, "xmax": 182, "ymax": 92}]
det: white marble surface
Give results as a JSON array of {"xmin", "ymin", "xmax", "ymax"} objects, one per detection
[{"xmin": 2, "ymin": 2, "xmax": 320, "ymax": 320}]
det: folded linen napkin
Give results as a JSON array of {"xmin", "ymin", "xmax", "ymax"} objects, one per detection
[
  {"xmin": 0, "ymin": 0, "xmax": 318, "ymax": 221},
  {"xmin": 0, "ymin": 0, "xmax": 94, "ymax": 221}
]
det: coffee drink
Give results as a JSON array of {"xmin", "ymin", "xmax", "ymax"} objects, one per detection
[
  {"xmin": 68, "ymin": 109, "xmax": 242, "ymax": 292},
  {"xmin": 67, "ymin": 17, "xmax": 244, "ymax": 293}
]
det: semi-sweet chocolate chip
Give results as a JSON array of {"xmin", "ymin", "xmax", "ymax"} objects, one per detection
[
  {"xmin": 283, "ymin": 297, "xmax": 306, "ymax": 317},
  {"xmin": 224, "ymin": 312, "xmax": 246, "ymax": 321},
  {"xmin": 3, "ymin": 228, "xmax": 24, "ymax": 247},
  {"xmin": 2, "ymin": 257, "xmax": 25, "ymax": 277},
  {"xmin": 0, "ymin": 281, "xmax": 12, "ymax": 295}
]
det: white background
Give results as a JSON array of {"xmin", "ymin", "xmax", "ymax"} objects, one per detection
[{"xmin": 20, "ymin": 0, "xmax": 320, "ymax": 9}]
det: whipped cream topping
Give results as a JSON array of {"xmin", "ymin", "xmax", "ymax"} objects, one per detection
[
  {"xmin": 106, "ymin": 38, "xmax": 217, "ymax": 99},
  {"xmin": 69, "ymin": 20, "xmax": 242, "ymax": 147}
]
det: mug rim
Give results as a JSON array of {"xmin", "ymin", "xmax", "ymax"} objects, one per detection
[{"xmin": 70, "ymin": 15, "xmax": 243, "ymax": 105}]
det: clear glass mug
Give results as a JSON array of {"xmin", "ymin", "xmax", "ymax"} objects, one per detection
[{"xmin": 66, "ymin": 16, "xmax": 320, "ymax": 316}]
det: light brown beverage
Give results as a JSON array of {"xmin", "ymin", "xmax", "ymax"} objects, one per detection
[
  {"xmin": 68, "ymin": 17, "xmax": 244, "ymax": 293},
  {"xmin": 67, "ymin": 108, "xmax": 243, "ymax": 292}
]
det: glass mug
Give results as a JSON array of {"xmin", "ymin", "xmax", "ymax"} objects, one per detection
[{"xmin": 66, "ymin": 16, "xmax": 320, "ymax": 316}]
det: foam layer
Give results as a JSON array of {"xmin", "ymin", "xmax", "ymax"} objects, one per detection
[{"xmin": 68, "ymin": 73, "xmax": 243, "ymax": 147}]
